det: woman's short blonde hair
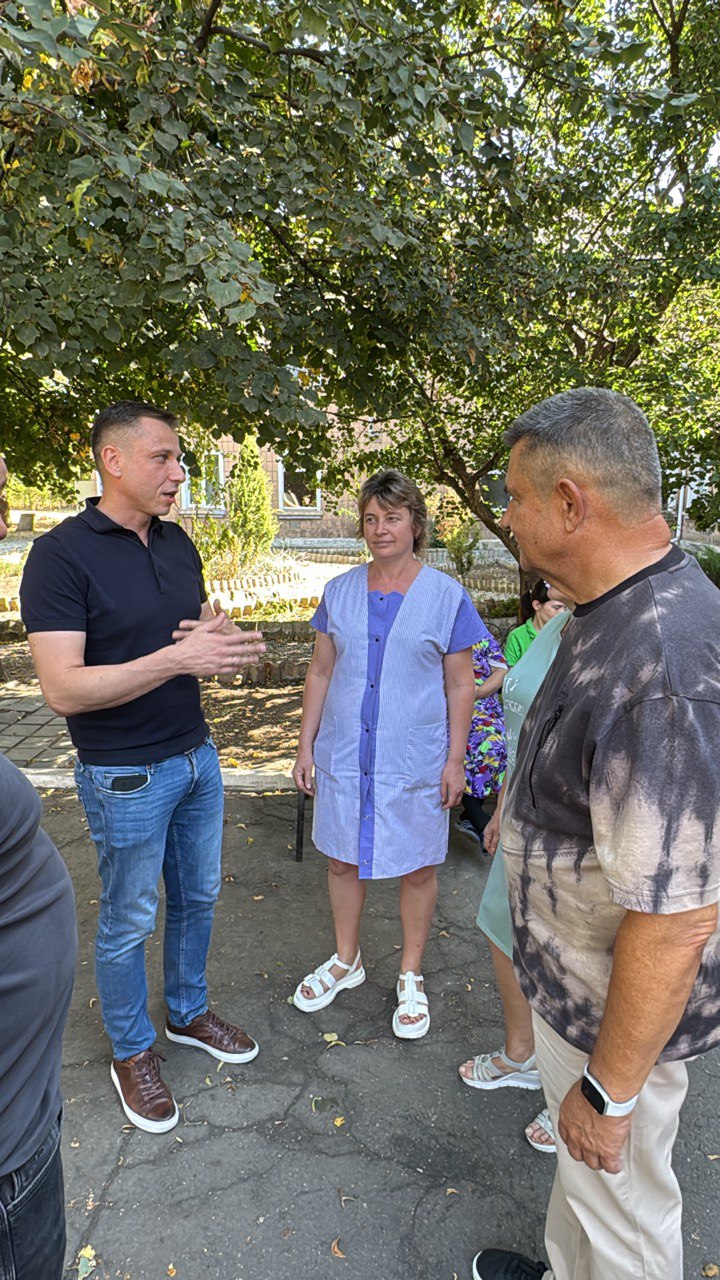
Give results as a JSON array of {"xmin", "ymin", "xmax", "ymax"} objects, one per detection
[{"xmin": 357, "ymin": 469, "xmax": 428, "ymax": 554}]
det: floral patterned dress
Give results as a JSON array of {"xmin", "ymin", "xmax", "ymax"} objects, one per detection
[{"xmin": 464, "ymin": 633, "xmax": 508, "ymax": 800}]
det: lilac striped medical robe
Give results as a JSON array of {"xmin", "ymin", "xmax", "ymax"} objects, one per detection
[{"xmin": 311, "ymin": 563, "xmax": 485, "ymax": 878}]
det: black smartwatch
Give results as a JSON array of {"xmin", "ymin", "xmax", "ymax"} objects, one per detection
[{"xmin": 581, "ymin": 1066, "xmax": 638, "ymax": 1117}]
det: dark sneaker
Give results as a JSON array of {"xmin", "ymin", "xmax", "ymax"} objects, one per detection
[
  {"xmin": 455, "ymin": 816, "xmax": 482, "ymax": 845},
  {"xmin": 111, "ymin": 1048, "xmax": 179, "ymax": 1134},
  {"xmin": 165, "ymin": 1009, "xmax": 259, "ymax": 1063},
  {"xmin": 472, "ymin": 1251, "xmax": 548, "ymax": 1280}
]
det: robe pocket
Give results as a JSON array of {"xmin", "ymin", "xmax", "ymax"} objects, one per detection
[
  {"xmin": 404, "ymin": 719, "xmax": 447, "ymax": 789},
  {"xmin": 313, "ymin": 714, "xmax": 337, "ymax": 780}
]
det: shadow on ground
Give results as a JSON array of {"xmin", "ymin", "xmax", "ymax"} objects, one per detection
[{"xmin": 40, "ymin": 790, "xmax": 720, "ymax": 1280}]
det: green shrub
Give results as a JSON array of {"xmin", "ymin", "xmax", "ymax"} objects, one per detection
[
  {"xmin": 186, "ymin": 436, "xmax": 278, "ymax": 576},
  {"xmin": 475, "ymin": 594, "xmax": 519, "ymax": 619},
  {"xmin": 693, "ymin": 545, "xmax": 720, "ymax": 590}
]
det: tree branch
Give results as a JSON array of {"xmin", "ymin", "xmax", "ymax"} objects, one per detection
[
  {"xmin": 195, "ymin": 0, "xmax": 224, "ymax": 53},
  {"xmin": 209, "ymin": 25, "xmax": 329, "ymax": 64}
]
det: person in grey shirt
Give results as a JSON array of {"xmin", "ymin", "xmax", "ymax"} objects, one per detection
[
  {"xmin": 0, "ymin": 456, "xmax": 78, "ymax": 1280},
  {"xmin": 472, "ymin": 390, "xmax": 720, "ymax": 1280}
]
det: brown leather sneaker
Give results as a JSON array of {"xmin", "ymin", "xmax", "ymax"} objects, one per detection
[
  {"xmin": 110, "ymin": 1048, "xmax": 179, "ymax": 1133},
  {"xmin": 165, "ymin": 1009, "xmax": 259, "ymax": 1063}
]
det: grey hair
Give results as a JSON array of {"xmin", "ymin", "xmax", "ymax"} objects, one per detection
[
  {"xmin": 504, "ymin": 387, "xmax": 662, "ymax": 516},
  {"xmin": 358, "ymin": 469, "xmax": 428, "ymax": 554}
]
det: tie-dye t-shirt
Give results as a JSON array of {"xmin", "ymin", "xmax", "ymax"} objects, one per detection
[{"xmin": 501, "ymin": 546, "xmax": 720, "ymax": 1061}]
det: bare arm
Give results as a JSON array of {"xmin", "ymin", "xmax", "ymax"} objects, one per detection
[
  {"xmin": 558, "ymin": 901, "xmax": 718, "ymax": 1173},
  {"xmin": 28, "ymin": 611, "xmax": 265, "ymax": 717},
  {"xmin": 474, "ymin": 664, "xmax": 506, "ymax": 700},
  {"xmin": 441, "ymin": 647, "xmax": 476, "ymax": 810},
  {"xmin": 483, "ymin": 774, "xmax": 507, "ymax": 855},
  {"xmin": 292, "ymin": 631, "xmax": 337, "ymax": 795}
]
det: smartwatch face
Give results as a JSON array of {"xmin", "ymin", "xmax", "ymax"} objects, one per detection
[{"xmin": 580, "ymin": 1073, "xmax": 606, "ymax": 1115}]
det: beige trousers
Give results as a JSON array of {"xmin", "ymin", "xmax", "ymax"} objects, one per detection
[{"xmin": 532, "ymin": 1012, "xmax": 688, "ymax": 1280}]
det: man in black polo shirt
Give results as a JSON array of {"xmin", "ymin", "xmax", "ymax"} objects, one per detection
[
  {"xmin": 21, "ymin": 403, "xmax": 265, "ymax": 1134},
  {"xmin": 0, "ymin": 455, "xmax": 77, "ymax": 1280}
]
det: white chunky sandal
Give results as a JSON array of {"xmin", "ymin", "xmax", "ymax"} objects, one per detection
[
  {"xmin": 525, "ymin": 1107, "xmax": 557, "ymax": 1154},
  {"xmin": 392, "ymin": 971, "xmax": 429, "ymax": 1040},
  {"xmin": 459, "ymin": 1046, "xmax": 542, "ymax": 1091},
  {"xmin": 293, "ymin": 951, "xmax": 365, "ymax": 1012}
]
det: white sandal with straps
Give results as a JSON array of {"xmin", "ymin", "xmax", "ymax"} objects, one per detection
[
  {"xmin": 392, "ymin": 971, "xmax": 430, "ymax": 1040},
  {"xmin": 293, "ymin": 951, "xmax": 365, "ymax": 1012}
]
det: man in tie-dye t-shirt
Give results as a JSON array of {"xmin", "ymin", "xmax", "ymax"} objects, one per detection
[{"xmin": 472, "ymin": 389, "xmax": 720, "ymax": 1280}]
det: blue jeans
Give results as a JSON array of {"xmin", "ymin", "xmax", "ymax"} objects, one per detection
[
  {"xmin": 0, "ymin": 1114, "xmax": 65, "ymax": 1280},
  {"xmin": 75, "ymin": 738, "xmax": 224, "ymax": 1059}
]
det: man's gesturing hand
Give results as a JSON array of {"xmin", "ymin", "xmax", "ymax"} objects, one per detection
[
  {"xmin": 558, "ymin": 1080, "xmax": 633, "ymax": 1174},
  {"xmin": 172, "ymin": 608, "xmax": 265, "ymax": 678}
]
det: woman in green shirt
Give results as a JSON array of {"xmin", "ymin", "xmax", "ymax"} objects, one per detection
[{"xmin": 504, "ymin": 579, "xmax": 568, "ymax": 667}]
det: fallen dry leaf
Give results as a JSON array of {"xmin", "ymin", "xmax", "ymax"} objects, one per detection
[
  {"xmin": 311, "ymin": 1096, "xmax": 339, "ymax": 1113},
  {"xmin": 226, "ymin": 758, "xmax": 240, "ymax": 768},
  {"xmin": 167, "ymin": 1268, "xmax": 177, "ymax": 1278},
  {"xmin": 706, "ymin": 1154, "xmax": 720, "ymax": 1161},
  {"xmin": 247, "ymin": 837, "xmax": 255, "ymax": 845},
  {"xmin": 333, "ymin": 1116, "xmax": 346, "ymax": 1128},
  {"xmin": 223, "ymin": 874, "xmax": 237, "ymax": 883},
  {"xmin": 331, "ymin": 1237, "xmax": 346, "ymax": 1259},
  {"xmin": 77, "ymin": 1245, "xmax": 97, "ymax": 1280},
  {"xmin": 323, "ymin": 1032, "xmax": 339, "ymax": 1043},
  {"xmin": 235, "ymin": 822, "xmax": 247, "ymax": 829},
  {"xmin": 438, "ymin": 929, "xmax": 450, "ymax": 938},
  {"xmin": 252, "ymin": 893, "xmax": 264, "ymax": 899},
  {"xmin": 70, "ymin": 1139, "xmax": 80, "ymax": 1149},
  {"xmin": 701, "ymin": 1266, "xmax": 719, "ymax": 1278},
  {"xmin": 446, "ymin": 1188, "xmax": 459, "ymax": 1195}
]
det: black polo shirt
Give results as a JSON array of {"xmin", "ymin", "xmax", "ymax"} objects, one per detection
[{"xmin": 20, "ymin": 499, "xmax": 209, "ymax": 764}]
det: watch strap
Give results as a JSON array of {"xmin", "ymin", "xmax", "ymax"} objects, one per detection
[{"xmin": 582, "ymin": 1066, "xmax": 639, "ymax": 1117}]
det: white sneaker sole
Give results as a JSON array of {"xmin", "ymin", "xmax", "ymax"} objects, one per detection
[
  {"xmin": 461, "ymin": 1070, "xmax": 542, "ymax": 1090},
  {"xmin": 392, "ymin": 1010, "xmax": 430, "ymax": 1040},
  {"xmin": 164, "ymin": 1027, "xmax": 260, "ymax": 1063},
  {"xmin": 293, "ymin": 966, "xmax": 366, "ymax": 1012},
  {"xmin": 110, "ymin": 1064, "xmax": 179, "ymax": 1134}
]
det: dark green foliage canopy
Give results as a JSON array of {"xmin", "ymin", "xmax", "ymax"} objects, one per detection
[{"xmin": 1, "ymin": 1, "xmax": 720, "ymax": 533}]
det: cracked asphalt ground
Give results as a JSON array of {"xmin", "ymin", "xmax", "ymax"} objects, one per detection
[{"xmin": 40, "ymin": 790, "xmax": 720, "ymax": 1280}]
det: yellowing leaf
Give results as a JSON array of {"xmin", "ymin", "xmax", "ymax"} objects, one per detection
[
  {"xmin": 226, "ymin": 757, "xmax": 240, "ymax": 768},
  {"xmin": 252, "ymin": 893, "xmax": 264, "ymax": 900},
  {"xmin": 333, "ymin": 1116, "xmax": 346, "ymax": 1128},
  {"xmin": 323, "ymin": 1032, "xmax": 339, "ymax": 1043},
  {"xmin": 77, "ymin": 1246, "xmax": 97, "ymax": 1279},
  {"xmin": 331, "ymin": 1237, "xmax": 346, "ymax": 1258},
  {"xmin": 701, "ymin": 1266, "xmax": 720, "ymax": 1278},
  {"xmin": 247, "ymin": 837, "xmax": 255, "ymax": 845},
  {"xmin": 446, "ymin": 1187, "xmax": 459, "ymax": 1195},
  {"xmin": 168, "ymin": 1268, "xmax": 177, "ymax": 1278}
]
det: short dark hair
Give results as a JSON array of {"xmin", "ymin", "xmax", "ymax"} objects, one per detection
[
  {"xmin": 358, "ymin": 469, "xmax": 428, "ymax": 554},
  {"xmin": 504, "ymin": 387, "xmax": 662, "ymax": 517},
  {"xmin": 91, "ymin": 401, "xmax": 179, "ymax": 467}
]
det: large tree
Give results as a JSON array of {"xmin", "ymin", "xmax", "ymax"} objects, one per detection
[{"xmin": 1, "ymin": 1, "xmax": 719, "ymax": 531}]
